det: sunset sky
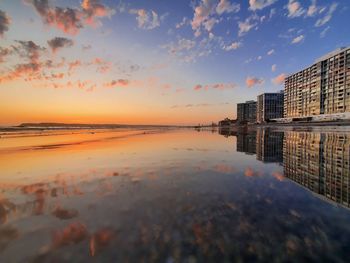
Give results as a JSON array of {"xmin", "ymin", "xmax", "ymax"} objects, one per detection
[{"xmin": 1, "ymin": 0, "xmax": 350, "ymax": 125}]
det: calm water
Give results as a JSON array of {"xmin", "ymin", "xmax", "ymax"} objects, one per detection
[{"xmin": 0, "ymin": 128, "xmax": 350, "ymax": 262}]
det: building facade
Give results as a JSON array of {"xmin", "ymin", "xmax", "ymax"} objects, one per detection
[
  {"xmin": 256, "ymin": 91, "xmax": 284, "ymax": 123},
  {"xmin": 237, "ymin": 100, "xmax": 257, "ymax": 123},
  {"xmin": 284, "ymin": 47, "xmax": 350, "ymax": 118}
]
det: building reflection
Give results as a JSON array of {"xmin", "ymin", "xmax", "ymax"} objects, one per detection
[
  {"xmin": 220, "ymin": 129, "xmax": 350, "ymax": 208},
  {"xmin": 283, "ymin": 131, "xmax": 350, "ymax": 208}
]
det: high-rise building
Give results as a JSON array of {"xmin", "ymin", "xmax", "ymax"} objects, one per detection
[
  {"xmin": 284, "ymin": 47, "xmax": 350, "ymax": 118},
  {"xmin": 237, "ymin": 100, "xmax": 257, "ymax": 123},
  {"xmin": 256, "ymin": 91, "xmax": 284, "ymax": 123}
]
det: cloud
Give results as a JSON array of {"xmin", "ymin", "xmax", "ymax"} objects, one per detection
[
  {"xmin": 130, "ymin": 9, "xmax": 161, "ymax": 30},
  {"xmin": 191, "ymin": 0, "xmax": 217, "ymax": 34},
  {"xmin": 216, "ymin": 0, "xmax": 240, "ymax": 15},
  {"xmin": 291, "ymin": 34, "xmax": 305, "ymax": 44},
  {"xmin": 194, "ymin": 82, "xmax": 237, "ymax": 91},
  {"xmin": 175, "ymin": 17, "xmax": 188, "ymax": 29},
  {"xmin": 15, "ymin": 40, "xmax": 45, "ymax": 63},
  {"xmin": 68, "ymin": 60, "xmax": 82, "ymax": 71},
  {"xmin": 203, "ymin": 17, "xmax": 219, "ymax": 32},
  {"xmin": 47, "ymin": 37, "xmax": 74, "ymax": 53},
  {"xmin": 82, "ymin": 44, "xmax": 92, "ymax": 51},
  {"xmin": 223, "ymin": 41, "xmax": 242, "ymax": 51},
  {"xmin": 0, "ymin": 9, "xmax": 11, "ymax": 37},
  {"xmin": 246, "ymin": 76, "xmax": 264, "ymax": 88},
  {"xmin": 287, "ymin": 0, "xmax": 305, "ymax": 18},
  {"xmin": 315, "ymin": 3, "xmax": 338, "ymax": 27},
  {"xmin": 238, "ymin": 15, "xmax": 259, "ymax": 36},
  {"xmin": 162, "ymin": 38, "xmax": 196, "ymax": 54},
  {"xmin": 267, "ymin": 49, "xmax": 274, "ymax": 55},
  {"xmin": 104, "ymin": 79, "xmax": 130, "ymax": 88},
  {"xmin": 25, "ymin": 0, "xmax": 114, "ymax": 35},
  {"xmin": 271, "ymin": 64, "xmax": 277, "ymax": 72},
  {"xmin": 306, "ymin": 0, "xmax": 318, "ymax": 17},
  {"xmin": 320, "ymin": 26, "xmax": 330, "ymax": 38},
  {"xmin": 194, "ymin": 84, "xmax": 203, "ymax": 91},
  {"xmin": 0, "ymin": 47, "xmax": 13, "ymax": 63},
  {"xmin": 272, "ymin": 73, "xmax": 287, "ymax": 85},
  {"xmin": 81, "ymin": 0, "xmax": 115, "ymax": 27},
  {"xmin": 249, "ymin": 0, "xmax": 277, "ymax": 11}
]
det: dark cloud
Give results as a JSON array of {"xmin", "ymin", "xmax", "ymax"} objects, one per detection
[
  {"xmin": 14, "ymin": 40, "xmax": 45, "ymax": 63},
  {"xmin": 26, "ymin": 0, "xmax": 114, "ymax": 35},
  {"xmin": 47, "ymin": 37, "xmax": 74, "ymax": 53},
  {"xmin": 0, "ymin": 10, "xmax": 11, "ymax": 37},
  {"xmin": 0, "ymin": 47, "xmax": 13, "ymax": 63}
]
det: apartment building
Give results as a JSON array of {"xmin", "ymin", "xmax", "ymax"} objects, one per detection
[
  {"xmin": 237, "ymin": 100, "xmax": 257, "ymax": 123},
  {"xmin": 284, "ymin": 47, "xmax": 350, "ymax": 118},
  {"xmin": 256, "ymin": 91, "xmax": 284, "ymax": 123}
]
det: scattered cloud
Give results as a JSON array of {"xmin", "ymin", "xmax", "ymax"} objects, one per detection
[
  {"xmin": 171, "ymin": 102, "xmax": 231, "ymax": 108},
  {"xmin": 25, "ymin": 0, "xmax": 114, "ymax": 35},
  {"xmin": 175, "ymin": 17, "xmax": 188, "ymax": 29},
  {"xmin": 81, "ymin": 0, "xmax": 115, "ymax": 27},
  {"xmin": 249, "ymin": 0, "xmax": 277, "ymax": 11},
  {"xmin": 238, "ymin": 14, "xmax": 259, "ymax": 36},
  {"xmin": 291, "ymin": 34, "xmax": 305, "ymax": 44},
  {"xmin": 0, "ymin": 9, "xmax": 11, "ymax": 37},
  {"xmin": 315, "ymin": 3, "xmax": 338, "ymax": 27},
  {"xmin": 287, "ymin": 0, "xmax": 305, "ymax": 18},
  {"xmin": 130, "ymin": 9, "xmax": 161, "ymax": 30},
  {"xmin": 272, "ymin": 73, "xmax": 287, "ymax": 85},
  {"xmin": 306, "ymin": 0, "xmax": 318, "ymax": 17},
  {"xmin": 216, "ymin": 0, "xmax": 240, "ymax": 15},
  {"xmin": 47, "ymin": 37, "xmax": 74, "ymax": 53},
  {"xmin": 104, "ymin": 79, "xmax": 130, "ymax": 88},
  {"xmin": 191, "ymin": 0, "xmax": 239, "ymax": 37},
  {"xmin": 267, "ymin": 49, "xmax": 275, "ymax": 55},
  {"xmin": 271, "ymin": 64, "xmax": 277, "ymax": 72},
  {"xmin": 223, "ymin": 41, "xmax": 242, "ymax": 51},
  {"xmin": 246, "ymin": 76, "xmax": 264, "ymax": 88},
  {"xmin": 320, "ymin": 26, "xmax": 330, "ymax": 38},
  {"xmin": 193, "ymin": 83, "xmax": 237, "ymax": 91},
  {"xmin": 0, "ymin": 46, "xmax": 13, "ymax": 63}
]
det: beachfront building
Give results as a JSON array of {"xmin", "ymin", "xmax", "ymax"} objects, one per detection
[
  {"xmin": 284, "ymin": 47, "xmax": 350, "ymax": 119},
  {"xmin": 256, "ymin": 91, "xmax": 284, "ymax": 123},
  {"xmin": 237, "ymin": 100, "xmax": 257, "ymax": 123}
]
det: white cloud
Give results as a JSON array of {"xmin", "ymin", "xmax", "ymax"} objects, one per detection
[
  {"xmin": 249, "ymin": 0, "xmax": 277, "ymax": 11},
  {"xmin": 306, "ymin": 0, "xmax": 318, "ymax": 17},
  {"xmin": 216, "ymin": 0, "xmax": 240, "ymax": 15},
  {"xmin": 203, "ymin": 17, "xmax": 219, "ymax": 32},
  {"xmin": 223, "ymin": 41, "xmax": 242, "ymax": 51},
  {"xmin": 320, "ymin": 26, "xmax": 330, "ymax": 38},
  {"xmin": 176, "ymin": 17, "xmax": 188, "ymax": 29},
  {"xmin": 271, "ymin": 64, "xmax": 277, "ymax": 72},
  {"xmin": 130, "ymin": 9, "xmax": 161, "ymax": 30},
  {"xmin": 267, "ymin": 49, "xmax": 275, "ymax": 55},
  {"xmin": 257, "ymin": 55, "xmax": 262, "ymax": 60},
  {"xmin": 291, "ymin": 34, "xmax": 305, "ymax": 44},
  {"xmin": 238, "ymin": 15, "xmax": 259, "ymax": 36},
  {"xmin": 315, "ymin": 3, "xmax": 338, "ymax": 27},
  {"xmin": 287, "ymin": 0, "xmax": 305, "ymax": 18}
]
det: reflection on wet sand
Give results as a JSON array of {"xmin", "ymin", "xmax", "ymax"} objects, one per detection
[
  {"xmin": 221, "ymin": 127, "xmax": 350, "ymax": 209},
  {"xmin": 0, "ymin": 128, "xmax": 350, "ymax": 262}
]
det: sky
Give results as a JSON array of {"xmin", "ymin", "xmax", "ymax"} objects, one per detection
[{"xmin": 0, "ymin": 0, "xmax": 350, "ymax": 126}]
